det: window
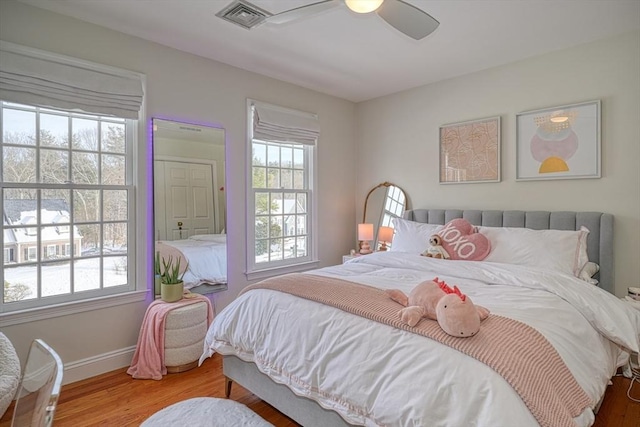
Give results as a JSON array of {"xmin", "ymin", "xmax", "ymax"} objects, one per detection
[
  {"xmin": 0, "ymin": 42, "xmax": 144, "ymax": 318},
  {"xmin": 381, "ymin": 185, "xmax": 406, "ymax": 228},
  {"xmin": 1, "ymin": 101, "xmax": 136, "ymax": 312},
  {"xmin": 247, "ymin": 100, "xmax": 319, "ymax": 278},
  {"xmin": 45, "ymin": 245, "xmax": 56, "ymax": 259},
  {"xmin": 3, "ymin": 248, "xmax": 13, "ymax": 263}
]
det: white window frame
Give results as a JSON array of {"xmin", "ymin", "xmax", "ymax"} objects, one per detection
[
  {"xmin": 245, "ymin": 99, "xmax": 319, "ymax": 280},
  {"xmin": 0, "ymin": 44, "xmax": 148, "ymax": 326}
]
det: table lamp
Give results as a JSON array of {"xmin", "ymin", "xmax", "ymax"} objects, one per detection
[
  {"xmin": 377, "ymin": 226, "xmax": 394, "ymax": 251},
  {"xmin": 358, "ymin": 223, "xmax": 374, "ymax": 254}
]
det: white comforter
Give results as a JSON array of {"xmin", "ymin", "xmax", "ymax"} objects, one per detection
[
  {"xmin": 201, "ymin": 252, "xmax": 640, "ymax": 427},
  {"xmin": 161, "ymin": 235, "xmax": 226, "ymax": 288}
]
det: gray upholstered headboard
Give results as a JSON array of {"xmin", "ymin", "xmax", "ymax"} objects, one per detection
[{"xmin": 403, "ymin": 209, "xmax": 614, "ymax": 294}]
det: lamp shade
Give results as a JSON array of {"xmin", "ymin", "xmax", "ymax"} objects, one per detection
[
  {"xmin": 378, "ymin": 226, "xmax": 394, "ymax": 243},
  {"xmin": 345, "ymin": 0, "xmax": 384, "ymax": 14},
  {"xmin": 358, "ymin": 223, "xmax": 374, "ymax": 241}
]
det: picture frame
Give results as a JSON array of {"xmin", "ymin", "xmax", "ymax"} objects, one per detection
[
  {"xmin": 516, "ymin": 100, "xmax": 601, "ymax": 181},
  {"xmin": 439, "ymin": 116, "xmax": 501, "ymax": 184}
]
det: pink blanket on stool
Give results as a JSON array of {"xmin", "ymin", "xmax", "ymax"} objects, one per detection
[{"xmin": 127, "ymin": 294, "xmax": 214, "ymax": 380}]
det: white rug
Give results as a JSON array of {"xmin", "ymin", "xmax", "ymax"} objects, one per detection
[{"xmin": 141, "ymin": 397, "xmax": 274, "ymax": 426}]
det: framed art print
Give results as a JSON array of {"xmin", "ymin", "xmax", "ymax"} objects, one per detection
[
  {"xmin": 439, "ymin": 116, "xmax": 501, "ymax": 184},
  {"xmin": 516, "ymin": 100, "xmax": 601, "ymax": 181}
]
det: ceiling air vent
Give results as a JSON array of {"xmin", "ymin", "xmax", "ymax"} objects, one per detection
[{"xmin": 217, "ymin": 0, "xmax": 271, "ymax": 30}]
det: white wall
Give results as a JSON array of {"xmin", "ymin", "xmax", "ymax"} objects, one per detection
[
  {"xmin": 0, "ymin": 0, "xmax": 357, "ymax": 380},
  {"xmin": 356, "ymin": 31, "xmax": 640, "ymax": 297}
]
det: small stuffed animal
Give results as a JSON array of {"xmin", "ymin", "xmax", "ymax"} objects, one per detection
[
  {"xmin": 422, "ymin": 235, "xmax": 450, "ymax": 259},
  {"xmin": 386, "ymin": 277, "xmax": 490, "ymax": 337}
]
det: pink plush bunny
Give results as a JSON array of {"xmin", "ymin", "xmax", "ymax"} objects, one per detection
[{"xmin": 386, "ymin": 277, "xmax": 490, "ymax": 337}]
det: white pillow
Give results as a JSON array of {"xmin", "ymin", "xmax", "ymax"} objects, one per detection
[
  {"xmin": 478, "ymin": 226, "xmax": 590, "ymax": 277},
  {"xmin": 189, "ymin": 234, "xmax": 226, "ymax": 243},
  {"xmin": 390, "ymin": 218, "xmax": 442, "ymax": 254}
]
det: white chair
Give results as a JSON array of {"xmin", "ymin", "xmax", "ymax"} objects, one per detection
[{"xmin": 11, "ymin": 339, "xmax": 64, "ymax": 427}]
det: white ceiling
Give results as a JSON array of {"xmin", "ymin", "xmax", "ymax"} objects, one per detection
[{"xmin": 18, "ymin": 0, "xmax": 640, "ymax": 102}]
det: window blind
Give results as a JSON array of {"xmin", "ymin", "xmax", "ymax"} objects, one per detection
[
  {"xmin": 253, "ymin": 102, "xmax": 319, "ymax": 145},
  {"xmin": 0, "ymin": 42, "xmax": 143, "ymax": 119}
]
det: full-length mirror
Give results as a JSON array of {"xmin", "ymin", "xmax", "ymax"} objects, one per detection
[
  {"xmin": 363, "ymin": 182, "xmax": 407, "ymax": 250},
  {"xmin": 153, "ymin": 118, "xmax": 227, "ymax": 293}
]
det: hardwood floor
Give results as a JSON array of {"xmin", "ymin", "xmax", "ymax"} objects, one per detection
[{"xmin": 1, "ymin": 353, "xmax": 638, "ymax": 426}]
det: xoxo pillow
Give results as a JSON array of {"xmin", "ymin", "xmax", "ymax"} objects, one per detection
[{"xmin": 437, "ymin": 219, "xmax": 491, "ymax": 261}]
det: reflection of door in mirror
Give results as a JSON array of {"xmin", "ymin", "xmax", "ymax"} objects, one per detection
[
  {"xmin": 363, "ymin": 182, "xmax": 407, "ymax": 250},
  {"xmin": 153, "ymin": 118, "xmax": 227, "ymax": 293}
]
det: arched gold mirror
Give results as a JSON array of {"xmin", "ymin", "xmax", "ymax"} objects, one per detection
[{"xmin": 362, "ymin": 182, "xmax": 407, "ymax": 250}]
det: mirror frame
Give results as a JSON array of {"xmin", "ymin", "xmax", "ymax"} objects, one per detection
[
  {"xmin": 152, "ymin": 117, "xmax": 227, "ymax": 295},
  {"xmin": 362, "ymin": 181, "xmax": 408, "ymax": 248}
]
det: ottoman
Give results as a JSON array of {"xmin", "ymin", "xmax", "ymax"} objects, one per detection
[
  {"xmin": 141, "ymin": 397, "xmax": 273, "ymax": 426},
  {"xmin": 164, "ymin": 300, "xmax": 209, "ymax": 373}
]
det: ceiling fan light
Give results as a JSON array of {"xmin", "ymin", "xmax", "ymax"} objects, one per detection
[
  {"xmin": 549, "ymin": 110, "xmax": 569, "ymax": 123},
  {"xmin": 345, "ymin": 0, "xmax": 384, "ymax": 14}
]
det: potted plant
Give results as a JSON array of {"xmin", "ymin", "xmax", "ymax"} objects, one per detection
[
  {"xmin": 154, "ymin": 251, "xmax": 162, "ymax": 296},
  {"xmin": 159, "ymin": 255, "xmax": 187, "ymax": 303}
]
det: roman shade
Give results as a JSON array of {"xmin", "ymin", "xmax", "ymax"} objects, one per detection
[
  {"xmin": 0, "ymin": 41, "xmax": 143, "ymax": 119},
  {"xmin": 253, "ymin": 102, "xmax": 319, "ymax": 145}
]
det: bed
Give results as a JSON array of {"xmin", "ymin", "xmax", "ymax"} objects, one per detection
[
  {"xmin": 199, "ymin": 209, "xmax": 640, "ymax": 427},
  {"xmin": 156, "ymin": 233, "xmax": 227, "ymax": 290}
]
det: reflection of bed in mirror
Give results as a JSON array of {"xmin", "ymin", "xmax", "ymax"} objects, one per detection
[
  {"xmin": 156, "ymin": 234, "xmax": 227, "ymax": 291},
  {"xmin": 153, "ymin": 118, "xmax": 227, "ymax": 294}
]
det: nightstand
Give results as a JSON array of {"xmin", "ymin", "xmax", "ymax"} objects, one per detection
[
  {"xmin": 342, "ymin": 254, "xmax": 361, "ymax": 264},
  {"xmin": 620, "ymin": 296, "xmax": 640, "ymax": 380},
  {"xmin": 621, "ymin": 296, "xmax": 640, "ymax": 312}
]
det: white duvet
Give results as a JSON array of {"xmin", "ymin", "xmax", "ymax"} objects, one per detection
[
  {"xmin": 201, "ymin": 252, "xmax": 640, "ymax": 427},
  {"xmin": 161, "ymin": 235, "xmax": 226, "ymax": 289}
]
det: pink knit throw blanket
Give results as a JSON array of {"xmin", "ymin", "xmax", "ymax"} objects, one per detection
[
  {"xmin": 127, "ymin": 294, "xmax": 213, "ymax": 380},
  {"xmin": 242, "ymin": 273, "xmax": 593, "ymax": 427}
]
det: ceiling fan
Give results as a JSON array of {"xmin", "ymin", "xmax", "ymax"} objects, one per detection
[{"xmin": 266, "ymin": 0, "xmax": 440, "ymax": 40}]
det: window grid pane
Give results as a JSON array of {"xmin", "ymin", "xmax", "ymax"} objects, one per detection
[
  {"xmin": 40, "ymin": 148, "xmax": 69, "ymax": 184},
  {"xmin": 252, "ymin": 188, "xmax": 311, "ymax": 266},
  {"xmin": 1, "ymin": 101, "xmax": 134, "ymax": 309}
]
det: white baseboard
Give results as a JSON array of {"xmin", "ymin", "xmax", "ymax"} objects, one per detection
[{"xmin": 63, "ymin": 346, "xmax": 136, "ymax": 385}]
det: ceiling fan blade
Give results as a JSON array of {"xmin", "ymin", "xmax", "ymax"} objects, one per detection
[
  {"xmin": 266, "ymin": 0, "xmax": 339, "ymax": 25},
  {"xmin": 376, "ymin": 0, "xmax": 440, "ymax": 40}
]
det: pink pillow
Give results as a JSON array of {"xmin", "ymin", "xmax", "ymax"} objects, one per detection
[{"xmin": 437, "ymin": 219, "xmax": 491, "ymax": 261}]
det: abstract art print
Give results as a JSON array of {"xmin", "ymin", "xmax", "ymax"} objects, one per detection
[
  {"xmin": 516, "ymin": 100, "xmax": 601, "ymax": 180},
  {"xmin": 439, "ymin": 116, "xmax": 500, "ymax": 184}
]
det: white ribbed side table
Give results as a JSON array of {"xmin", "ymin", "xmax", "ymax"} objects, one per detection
[{"xmin": 164, "ymin": 300, "xmax": 210, "ymax": 373}]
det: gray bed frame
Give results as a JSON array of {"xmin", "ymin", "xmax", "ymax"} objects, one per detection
[{"xmin": 223, "ymin": 209, "xmax": 614, "ymax": 426}]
